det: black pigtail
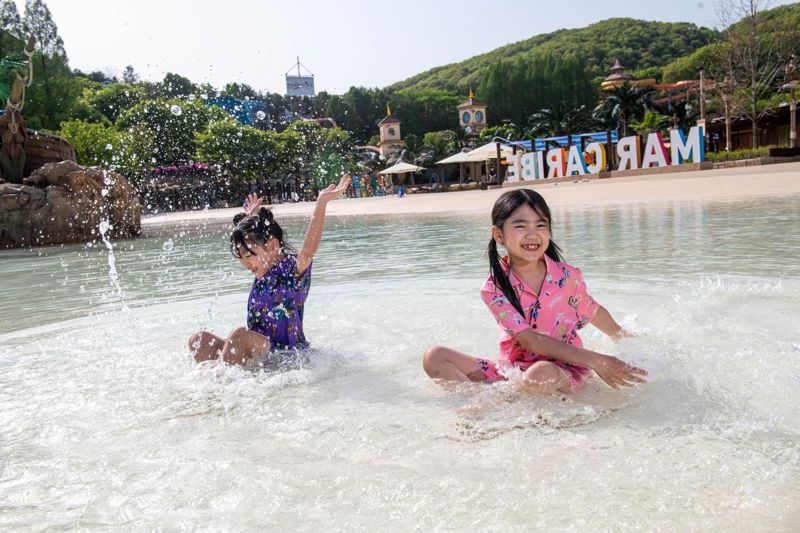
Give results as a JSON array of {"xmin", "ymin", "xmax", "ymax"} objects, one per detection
[{"xmin": 487, "ymin": 238, "xmax": 525, "ymax": 317}]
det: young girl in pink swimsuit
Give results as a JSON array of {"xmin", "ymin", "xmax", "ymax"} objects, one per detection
[{"xmin": 422, "ymin": 189, "xmax": 647, "ymax": 394}]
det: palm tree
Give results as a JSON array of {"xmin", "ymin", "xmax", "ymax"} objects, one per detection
[
  {"xmin": 601, "ymin": 83, "xmax": 653, "ymax": 137},
  {"xmin": 526, "ymin": 104, "xmax": 594, "ymax": 138}
]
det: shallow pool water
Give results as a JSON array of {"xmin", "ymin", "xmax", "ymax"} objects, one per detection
[{"xmin": 1, "ymin": 196, "xmax": 799, "ymax": 531}]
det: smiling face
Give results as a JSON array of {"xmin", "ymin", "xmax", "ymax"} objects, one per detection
[
  {"xmin": 236, "ymin": 237, "xmax": 282, "ymax": 278},
  {"xmin": 492, "ymin": 203, "xmax": 551, "ymax": 266}
]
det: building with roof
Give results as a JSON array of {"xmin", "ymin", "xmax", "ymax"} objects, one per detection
[
  {"xmin": 600, "ymin": 59, "xmax": 656, "ymax": 92},
  {"xmin": 457, "ymin": 88, "xmax": 487, "ymax": 133},
  {"xmin": 377, "ymin": 104, "xmax": 404, "ymax": 158}
]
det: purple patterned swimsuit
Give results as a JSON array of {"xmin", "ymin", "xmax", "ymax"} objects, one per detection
[{"xmin": 246, "ymin": 254, "xmax": 311, "ymax": 352}]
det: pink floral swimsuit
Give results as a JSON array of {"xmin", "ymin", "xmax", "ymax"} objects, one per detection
[{"xmin": 479, "ymin": 254, "xmax": 600, "ymax": 391}]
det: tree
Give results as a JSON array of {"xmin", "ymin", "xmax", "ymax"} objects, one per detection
[
  {"xmin": 526, "ymin": 104, "xmax": 594, "ymax": 137},
  {"xmin": 416, "ymin": 130, "xmax": 458, "ymax": 166},
  {"xmin": 89, "ymin": 83, "xmax": 146, "ymax": 123},
  {"xmin": 18, "ymin": 0, "xmax": 81, "ymax": 130},
  {"xmin": 59, "ymin": 119, "xmax": 154, "ymax": 181},
  {"xmin": 116, "ymin": 98, "xmax": 225, "ymax": 166},
  {"xmin": 715, "ymin": 0, "xmax": 795, "ymax": 147},
  {"xmin": 160, "ymin": 72, "xmax": 195, "ymax": 98},
  {"xmin": 0, "ymin": 0, "xmax": 22, "ymax": 57},
  {"xmin": 195, "ymin": 118, "xmax": 280, "ymax": 181},
  {"xmin": 22, "ymin": 0, "xmax": 64, "ymax": 56},
  {"xmin": 122, "ymin": 65, "xmax": 138, "ymax": 84},
  {"xmin": 479, "ymin": 53, "xmax": 596, "ymax": 127},
  {"xmin": 479, "ymin": 123, "xmax": 522, "ymax": 143},
  {"xmin": 598, "ymin": 83, "xmax": 653, "ymax": 136},
  {"xmin": 221, "ymin": 82, "xmax": 258, "ymax": 100}
]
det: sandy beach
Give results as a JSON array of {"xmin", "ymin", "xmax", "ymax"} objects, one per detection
[{"xmin": 142, "ymin": 161, "xmax": 800, "ymax": 229}]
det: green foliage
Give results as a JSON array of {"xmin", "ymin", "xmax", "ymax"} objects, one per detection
[
  {"xmin": 597, "ymin": 83, "xmax": 653, "ymax": 136},
  {"xmin": 410, "ymin": 130, "xmax": 459, "ymax": 165},
  {"xmin": 116, "ymin": 98, "xmax": 226, "ymax": 166},
  {"xmin": 527, "ymin": 104, "xmax": 595, "ymax": 137},
  {"xmin": 478, "ymin": 123, "xmax": 522, "ymax": 143},
  {"xmin": 392, "ymin": 88, "xmax": 460, "ymax": 137},
  {"xmin": 631, "ymin": 112, "xmax": 670, "ymax": 134},
  {"xmin": 59, "ymin": 119, "xmax": 154, "ymax": 180},
  {"xmin": 705, "ymin": 146, "xmax": 772, "ymax": 162},
  {"xmin": 325, "ymin": 86, "xmax": 388, "ymax": 141},
  {"xmin": 662, "ymin": 43, "xmax": 726, "ymax": 82},
  {"xmin": 195, "ymin": 118, "xmax": 281, "ymax": 181},
  {"xmin": 160, "ymin": 72, "xmax": 195, "ymax": 98},
  {"xmin": 390, "ymin": 18, "xmax": 718, "ymax": 93},
  {"xmin": 23, "ymin": 49, "xmax": 82, "ymax": 130},
  {"xmin": 89, "ymin": 83, "xmax": 146, "ymax": 122},
  {"xmin": 481, "ymin": 53, "xmax": 596, "ymax": 127},
  {"xmin": 277, "ymin": 120, "xmax": 354, "ymax": 180},
  {"xmin": 0, "ymin": 0, "xmax": 22, "ymax": 57},
  {"xmin": 221, "ymin": 82, "xmax": 258, "ymax": 100}
]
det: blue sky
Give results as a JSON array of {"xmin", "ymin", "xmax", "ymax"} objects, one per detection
[{"xmin": 23, "ymin": 0, "xmax": 798, "ymax": 94}]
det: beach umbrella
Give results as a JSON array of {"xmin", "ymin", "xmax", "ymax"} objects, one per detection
[
  {"xmin": 377, "ymin": 161, "xmax": 426, "ymax": 174},
  {"xmin": 436, "ymin": 142, "xmax": 516, "ymax": 165},
  {"xmin": 463, "ymin": 141, "xmax": 515, "ymax": 161},
  {"xmin": 436, "ymin": 150, "xmax": 473, "ymax": 165}
]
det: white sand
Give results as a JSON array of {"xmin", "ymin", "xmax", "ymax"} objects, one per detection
[{"xmin": 142, "ymin": 161, "xmax": 800, "ymax": 227}]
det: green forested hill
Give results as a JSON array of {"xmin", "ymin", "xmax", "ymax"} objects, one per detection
[
  {"xmin": 388, "ymin": 18, "xmax": 718, "ymax": 93},
  {"xmin": 662, "ymin": 2, "xmax": 800, "ymax": 81}
]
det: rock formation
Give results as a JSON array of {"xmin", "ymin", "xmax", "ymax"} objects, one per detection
[{"xmin": 0, "ymin": 161, "xmax": 141, "ymax": 247}]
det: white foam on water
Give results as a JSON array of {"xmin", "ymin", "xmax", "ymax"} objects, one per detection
[{"xmin": 1, "ymin": 198, "xmax": 799, "ymax": 530}]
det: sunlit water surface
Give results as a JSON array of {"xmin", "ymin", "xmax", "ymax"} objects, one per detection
[{"xmin": 1, "ymin": 196, "xmax": 799, "ymax": 531}]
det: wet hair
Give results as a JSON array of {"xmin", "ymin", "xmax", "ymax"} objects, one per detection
[
  {"xmin": 230, "ymin": 207, "xmax": 290, "ymax": 258},
  {"xmin": 488, "ymin": 189, "xmax": 564, "ymax": 317}
]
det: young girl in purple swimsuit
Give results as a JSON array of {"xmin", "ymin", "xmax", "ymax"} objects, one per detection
[{"xmin": 188, "ymin": 175, "xmax": 349, "ymax": 366}]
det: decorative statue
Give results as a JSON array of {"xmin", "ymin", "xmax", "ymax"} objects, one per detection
[{"xmin": 0, "ymin": 36, "xmax": 35, "ymax": 184}]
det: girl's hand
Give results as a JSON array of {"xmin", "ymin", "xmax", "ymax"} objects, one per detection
[
  {"xmin": 590, "ymin": 353, "xmax": 647, "ymax": 389},
  {"xmin": 243, "ymin": 192, "xmax": 263, "ymax": 216},
  {"xmin": 611, "ymin": 328, "xmax": 636, "ymax": 342},
  {"xmin": 317, "ymin": 175, "xmax": 350, "ymax": 204}
]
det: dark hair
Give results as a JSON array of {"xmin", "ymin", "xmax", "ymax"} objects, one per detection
[
  {"xmin": 488, "ymin": 189, "xmax": 564, "ymax": 317},
  {"xmin": 230, "ymin": 207, "xmax": 289, "ymax": 258}
]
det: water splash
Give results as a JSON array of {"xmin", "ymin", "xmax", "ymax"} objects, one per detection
[{"xmin": 98, "ymin": 220, "xmax": 124, "ymax": 302}]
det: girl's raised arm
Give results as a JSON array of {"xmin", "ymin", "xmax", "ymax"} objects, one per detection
[{"xmin": 296, "ymin": 175, "xmax": 350, "ymax": 275}]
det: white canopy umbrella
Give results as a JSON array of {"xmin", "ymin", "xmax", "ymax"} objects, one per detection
[
  {"xmin": 378, "ymin": 161, "xmax": 426, "ymax": 174},
  {"xmin": 436, "ymin": 150, "xmax": 473, "ymax": 165},
  {"xmin": 463, "ymin": 141, "xmax": 515, "ymax": 161},
  {"xmin": 436, "ymin": 142, "xmax": 515, "ymax": 165}
]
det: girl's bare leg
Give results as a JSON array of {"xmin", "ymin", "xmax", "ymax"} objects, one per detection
[
  {"xmin": 220, "ymin": 326, "xmax": 270, "ymax": 366},
  {"xmin": 422, "ymin": 345, "xmax": 486, "ymax": 382},
  {"xmin": 188, "ymin": 331, "xmax": 225, "ymax": 362},
  {"xmin": 521, "ymin": 361, "xmax": 571, "ymax": 394}
]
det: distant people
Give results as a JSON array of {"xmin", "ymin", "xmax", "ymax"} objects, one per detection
[
  {"xmin": 276, "ymin": 182, "xmax": 284, "ymax": 203},
  {"xmin": 422, "ymin": 189, "xmax": 646, "ymax": 393},
  {"xmin": 352, "ymin": 175, "xmax": 361, "ymax": 198},
  {"xmin": 188, "ymin": 176, "xmax": 350, "ymax": 366},
  {"xmin": 397, "ymin": 185, "xmax": 405, "ymax": 198},
  {"xmin": 265, "ymin": 182, "xmax": 273, "ymax": 205}
]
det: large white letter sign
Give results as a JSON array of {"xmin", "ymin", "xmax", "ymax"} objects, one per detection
[
  {"xmin": 670, "ymin": 126, "xmax": 705, "ymax": 164},
  {"xmin": 506, "ymin": 153, "xmax": 520, "ymax": 182},
  {"xmin": 565, "ymin": 145, "xmax": 588, "ymax": 176},
  {"xmin": 546, "ymin": 147, "xmax": 566, "ymax": 178},
  {"xmin": 520, "ymin": 152, "xmax": 536, "ymax": 180},
  {"xmin": 584, "ymin": 142, "xmax": 606, "ymax": 174},
  {"xmin": 617, "ymin": 136, "xmax": 641, "ymax": 170},
  {"xmin": 641, "ymin": 132, "xmax": 670, "ymax": 167}
]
